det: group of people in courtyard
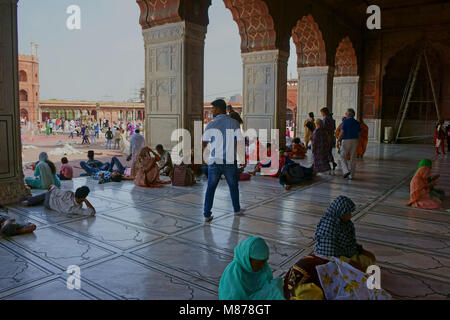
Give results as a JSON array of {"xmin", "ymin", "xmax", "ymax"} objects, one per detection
[{"xmin": 4, "ymin": 99, "xmax": 447, "ymax": 299}]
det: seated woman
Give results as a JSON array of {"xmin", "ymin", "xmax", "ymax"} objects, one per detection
[
  {"xmin": 25, "ymin": 152, "xmax": 61, "ymax": 189},
  {"xmin": 249, "ymin": 146, "xmax": 293, "ymax": 177},
  {"xmin": 314, "ymin": 196, "xmax": 376, "ymax": 272},
  {"xmin": 0, "ymin": 213, "xmax": 36, "ymax": 237},
  {"xmin": 416, "ymin": 159, "xmax": 445, "ymax": 201},
  {"xmin": 287, "ymin": 138, "xmax": 307, "ymax": 159},
  {"xmin": 407, "ymin": 161, "xmax": 442, "ymax": 210},
  {"xmin": 279, "ymin": 163, "xmax": 314, "ymax": 190},
  {"xmin": 132, "ymin": 147, "xmax": 170, "ymax": 188},
  {"xmin": 219, "ymin": 236, "xmax": 285, "ymax": 300}
]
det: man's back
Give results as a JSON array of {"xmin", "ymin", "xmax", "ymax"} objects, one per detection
[{"xmin": 203, "ymin": 114, "xmax": 242, "ymax": 164}]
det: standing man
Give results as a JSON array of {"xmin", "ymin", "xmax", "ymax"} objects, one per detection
[
  {"xmin": 202, "ymin": 99, "xmax": 245, "ymax": 223},
  {"xmin": 321, "ymin": 107, "xmax": 337, "ymax": 173},
  {"xmin": 127, "ymin": 128, "xmax": 146, "ymax": 162},
  {"xmin": 113, "ymin": 127, "xmax": 121, "ymax": 150},
  {"xmin": 304, "ymin": 112, "xmax": 315, "ymax": 149},
  {"xmin": 337, "ymin": 108, "xmax": 361, "ymax": 180},
  {"xmin": 105, "ymin": 127, "xmax": 113, "ymax": 149}
]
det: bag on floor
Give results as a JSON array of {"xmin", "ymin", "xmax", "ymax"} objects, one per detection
[{"xmin": 172, "ymin": 164, "xmax": 196, "ymax": 186}]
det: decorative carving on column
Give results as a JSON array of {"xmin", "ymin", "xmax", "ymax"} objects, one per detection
[
  {"xmin": 143, "ymin": 21, "xmax": 206, "ymax": 148},
  {"xmin": 242, "ymin": 50, "xmax": 288, "ymax": 145},
  {"xmin": 0, "ymin": 0, "xmax": 31, "ymax": 204},
  {"xmin": 296, "ymin": 66, "xmax": 334, "ymax": 137}
]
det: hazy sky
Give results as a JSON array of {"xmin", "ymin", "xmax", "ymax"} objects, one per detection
[{"xmin": 18, "ymin": 0, "xmax": 297, "ymax": 102}]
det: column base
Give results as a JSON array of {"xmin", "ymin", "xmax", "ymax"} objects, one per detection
[{"xmin": 0, "ymin": 179, "xmax": 31, "ymax": 205}]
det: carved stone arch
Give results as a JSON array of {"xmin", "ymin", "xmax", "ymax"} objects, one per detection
[
  {"xmin": 19, "ymin": 70, "xmax": 27, "ymax": 82},
  {"xmin": 291, "ymin": 14, "xmax": 327, "ymax": 67},
  {"xmin": 335, "ymin": 36, "xmax": 358, "ymax": 77},
  {"xmin": 223, "ymin": 0, "xmax": 276, "ymax": 52}
]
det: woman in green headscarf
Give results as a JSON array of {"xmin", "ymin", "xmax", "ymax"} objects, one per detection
[
  {"xmin": 25, "ymin": 152, "xmax": 61, "ymax": 189},
  {"xmin": 218, "ymin": 236, "xmax": 285, "ymax": 300},
  {"xmin": 415, "ymin": 159, "xmax": 445, "ymax": 201}
]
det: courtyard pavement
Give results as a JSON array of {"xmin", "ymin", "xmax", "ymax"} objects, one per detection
[{"xmin": 1, "ymin": 144, "xmax": 449, "ymax": 300}]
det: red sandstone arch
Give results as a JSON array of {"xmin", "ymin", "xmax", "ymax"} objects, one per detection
[
  {"xmin": 137, "ymin": 0, "xmax": 182, "ymax": 29},
  {"xmin": 335, "ymin": 37, "xmax": 358, "ymax": 77},
  {"xmin": 223, "ymin": 0, "xmax": 276, "ymax": 52},
  {"xmin": 291, "ymin": 15, "xmax": 327, "ymax": 68}
]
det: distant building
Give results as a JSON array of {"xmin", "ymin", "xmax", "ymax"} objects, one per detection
[
  {"xmin": 287, "ymin": 79, "xmax": 298, "ymax": 128},
  {"xmin": 18, "ymin": 53, "xmax": 40, "ymax": 123}
]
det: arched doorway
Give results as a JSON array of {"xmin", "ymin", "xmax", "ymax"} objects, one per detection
[
  {"xmin": 19, "ymin": 89, "xmax": 28, "ymax": 101},
  {"xmin": 20, "ymin": 108, "xmax": 29, "ymax": 122},
  {"xmin": 19, "ymin": 70, "xmax": 27, "ymax": 82}
]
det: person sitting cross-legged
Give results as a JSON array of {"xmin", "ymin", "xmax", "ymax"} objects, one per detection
[
  {"xmin": 155, "ymin": 144, "xmax": 173, "ymax": 176},
  {"xmin": 21, "ymin": 185, "xmax": 96, "ymax": 216},
  {"xmin": 314, "ymin": 196, "xmax": 376, "ymax": 272}
]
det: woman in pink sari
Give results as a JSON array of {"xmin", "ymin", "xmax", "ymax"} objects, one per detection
[
  {"xmin": 407, "ymin": 166, "xmax": 441, "ymax": 210},
  {"xmin": 132, "ymin": 147, "xmax": 169, "ymax": 188}
]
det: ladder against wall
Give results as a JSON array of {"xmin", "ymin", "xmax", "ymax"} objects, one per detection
[{"xmin": 393, "ymin": 47, "xmax": 442, "ymax": 143}]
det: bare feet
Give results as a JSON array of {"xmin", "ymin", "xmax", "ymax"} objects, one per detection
[{"xmin": 284, "ymin": 185, "xmax": 292, "ymax": 190}]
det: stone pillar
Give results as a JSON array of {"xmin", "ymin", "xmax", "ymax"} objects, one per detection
[
  {"xmin": 242, "ymin": 50, "xmax": 288, "ymax": 146},
  {"xmin": 0, "ymin": 0, "xmax": 30, "ymax": 204},
  {"xmin": 332, "ymin": 76, "xmax": 359, "ymax": 121},
  {"xmin": 296, "ymin": 66, "xmax": 334, "ymax": 138},
  {"xmin": 143, "ymin": 21, "xmax": 206, "ymax": 149}
]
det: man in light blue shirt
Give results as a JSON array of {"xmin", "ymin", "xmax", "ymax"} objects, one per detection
[{"xmin": 202, "ymin": 99, "xmax": 245, "ymax": 223}]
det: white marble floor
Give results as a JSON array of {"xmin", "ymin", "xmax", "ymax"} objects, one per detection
[{"xmin": 1, "ymin": 144, "xmax": 449, "ymax": 300}]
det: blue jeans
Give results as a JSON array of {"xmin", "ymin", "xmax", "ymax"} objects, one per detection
[
  {"xmin": 109, "ymin": 157, "xmax": 126, "ymax": 173},
  {"xmin": 203, "ymin": 163, "xmax": 240, "ymax": 218},
  {"xmin": 80, "ymin": 161, "xmax": 108, "ymax": 175}
]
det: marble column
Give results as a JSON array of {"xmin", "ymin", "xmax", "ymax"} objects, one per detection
[
  {"xmin": 332, "ymin": 76, "xmax": 359, "ymax": 121},
  {"xmin": 242, "ymin": 50, "xmax": 288, "ymax": 146},
  {"xmin": 296, "ymin": 66, "xmax": 334, "ymax": 137},
  {"xmin": 0, "ymin": 0, "xmax": 30, "ymax": 204},
  {"xmin": 143, "ymin": 21, "xmax": 206, "ymax": 149}
]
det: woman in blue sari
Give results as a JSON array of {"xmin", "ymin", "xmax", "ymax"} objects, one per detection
[{"xmin": 219, "ymin": 236, "xmax": 284, "ymax": 300}]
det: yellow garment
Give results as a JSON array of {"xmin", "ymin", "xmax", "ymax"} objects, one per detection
[
  {"xmin": 293, "ymin": 283, "xmax": 324, "ymax": 300},
  {"xmin": 340, "ymin": 253, "xmax": 376, "ymax": 272}
]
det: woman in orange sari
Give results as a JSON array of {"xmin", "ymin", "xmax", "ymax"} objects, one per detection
[
  {"xmin": 357, "ymin": 119, "xmax": 369, "ymax": 158},
  {"xmin": 407, "ymin": 166, "xmax": 441, "ymax": 210},
  {"xmin": 132, "ymin": 147, "xmax": 170, "ymax": 188}
]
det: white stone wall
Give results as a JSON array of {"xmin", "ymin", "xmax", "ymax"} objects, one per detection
[
  {"xmin": 332, "ymin": 76, "xmax": 359, "ymax": 121},
  {"xmin": 296, "ymin": 66, "xmax": 334, "ymax": 137},
  {"xmin": 143, "ymin": 21, "xmax": 206, "ymax": 149},
  {"xmin": 242, "ymin": 50, "xmax": 288, "ymax": 144}
]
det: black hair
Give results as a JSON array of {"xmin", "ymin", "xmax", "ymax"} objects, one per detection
[
  {"xmin": 61, "ymin": 157, "xmax": 68, "ymax": 164},
  {"xmin": 266, "ymin": 143, "xmax": 271, "ymax": 148},
  {"xmin": 87, "ymin": 150, "xmax": 95, "ymax": 159},
  {"xmin": 211, "ymin": 99, "xmax": 227, "ymax": 113},
  {"xmin": 279, "ymin": 147, "xmax": 286, "ymax": 152},
  {"xmin": 111, "ymin": 174, "xmax": 122, "ymax": 183},
  {"xmin": 229, "ymin": 111, "xmax": 243, "ymax": 124},
  {"xmin": 75, "ymin": 186, "xmax": 90, "ymax": 199},
  {"xmin": 293, "ymin": 138, "xmax": 301, "ymax": 144},
  {"xmin": 135, "ymin": 129, "xmax": 140, "ymax": 134},
  {"xmin": 156, "ymin": 144, "xmax": 163, "ymax": 150},
  {"xmin": 309, "ymin": 112, "xmax": 315, "ymax": 118},
  {"xmin": 46, "ymin": 160, "xmax": 56, "ymax": 174},
  {"xmin": 320, "ymin": 107, "xmax": 330, "ymax": 116}
]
